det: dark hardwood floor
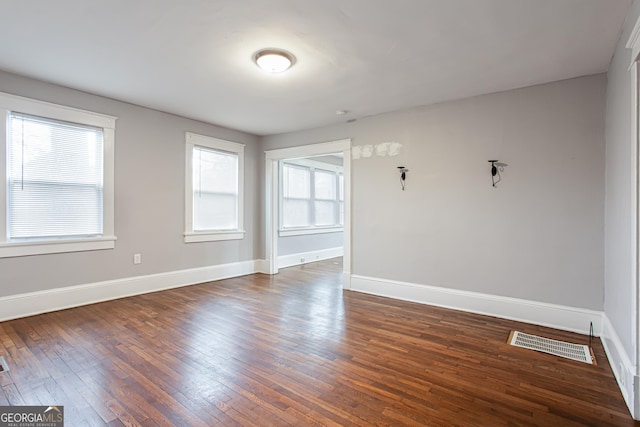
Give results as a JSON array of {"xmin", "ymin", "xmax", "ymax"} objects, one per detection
[{"xmin": 0, "ymin": 258, "xmax": 636, "ymax": 426}]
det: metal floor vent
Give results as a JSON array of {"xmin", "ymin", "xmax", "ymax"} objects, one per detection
[
  {"xmin": 0, "ymin": 356, "xmax": 8, "ymax": 372},
  {"xmin": 508, "ymin": 331, "xmax": 594, "ymax": 364}
]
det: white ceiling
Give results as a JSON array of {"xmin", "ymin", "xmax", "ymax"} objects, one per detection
[{"xmin": 0, "ymin": 0, "xmax": 631, "ymax": 136}]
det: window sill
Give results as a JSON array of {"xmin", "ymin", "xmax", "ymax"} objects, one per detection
[
  {"xmin": 279, "ymin": 227, "xmax": 343, "ymax": 237},
  {"xmin": 0, "ymin": 236, "xmax": 117, "ymax": 258},
  {"xmin": 184, "ymin": 230, "xmax": 245, "ymax": 243}
]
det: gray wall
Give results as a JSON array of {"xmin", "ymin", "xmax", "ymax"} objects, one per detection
[
  {"xmin": 605, "ymin": 0, "xmax": 640, "ymax": 361},
  {"xmin": 263, "ymin": 74, "xmax": 606, "ymax": 310},
  {"xmin": 279, "ymin": 232, "xmax": 343, "ymax": 256},
  {"xmin": 0, "ymin": 70, "xmax": 260, "ymax": 297}
]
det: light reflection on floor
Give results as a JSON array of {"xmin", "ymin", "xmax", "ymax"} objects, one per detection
[{"xmin": 176, "ymin": 258, "xmax": 346, "ymax": 406}]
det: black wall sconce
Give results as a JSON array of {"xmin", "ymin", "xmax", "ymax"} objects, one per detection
[
  {"xmin": 397, "ymin": 166, "xmax": 409, "ymax": 190},
  {"xmin": 488, "ymin": 160, "xmax": 507, "ymax": 187}
]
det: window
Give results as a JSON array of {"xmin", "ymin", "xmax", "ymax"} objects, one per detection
[
  {"xmin": 280, "ymin": 158, "xmax": 343, "ymax": 236},
  {"xmin": 282, "ymin": 163, "xmax": 311, "ymax": 228},
  {"xmin": 184, "ymin": 132, "xmax": 244, "ymax": 242},
  {"xmin": 0, "ymin": 92, "xmax": 116, "ymax": 258}
]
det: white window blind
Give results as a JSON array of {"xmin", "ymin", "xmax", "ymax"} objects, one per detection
[
  {"xmin": 280, "ymin": 160, "xmax": 343, "ymax": 232},
  {"xmin": 314, "ymin": 169, "xmax": 337, "ymax": 226},
  {"xmin": 192, "ymin": 145, "xmax": 238, "ymax": 231},
  {"xmin": 282, "ymin": 163, "xmax": 311, "ymax": 228},
  {"xmin": 339, "ymin": 173, "xmax": 344, "ymax": 226},
  {"xmin": 8, "ymin": 112, "xmax": 104, "ymax": 240}
]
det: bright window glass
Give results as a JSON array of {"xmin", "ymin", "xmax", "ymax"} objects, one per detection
[
  {"xmin": 282, "ymin": 164, "xmax": 311, "ymax": 228},
  {"xmin": 0, "ymin": 92, "xmax": 116, "ymax": 258},
  {"xmin": 184, "ymin": 132, "xmax": 244, "ymax": 243},
  {"xmin": 8, "ymin": 113, "xmax": 105, "ymax": 240},
  {"xmin": 280, "ymin": 159, "xmax": 343, "ymax": 232},
  {"xmin": 192, "ymin": 146, "xmax": 238, "ymax": 231}
]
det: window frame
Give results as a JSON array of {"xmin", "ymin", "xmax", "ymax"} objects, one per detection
[
  {"xmin": 279, "ymin": 157, "xmax": 344, "ymax": 237},
  {"xmin": 0, "ymin": 92, "xmax": 116, "ymax": 258},
  {"xmin": 184, "ymin": 132, "xmax": 245, "ymax": 243}
]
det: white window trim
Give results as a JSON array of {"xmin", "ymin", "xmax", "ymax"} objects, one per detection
[
  {"xmin": 184, "ymin": 132, "xmax": 245, "ymax": 243},
  {"xmin": 628, "ymin": 14, "xmax": 640, "ymax": 409},
  {"xmin": 279, "ymin": 157, "xmax": 344, "ymax": 236},
  {"xmin": 0, "ymin": 92, "xmax": 117, "ymax": 258}
]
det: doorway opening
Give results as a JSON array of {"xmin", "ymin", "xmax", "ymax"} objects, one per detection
[
  {"xmin": 278, "ymin": 153, "xmax": 344, "ymax": 268},
  {"xmin": 264, "ymin": 139, "xmax": 351, "ymax": 289}
]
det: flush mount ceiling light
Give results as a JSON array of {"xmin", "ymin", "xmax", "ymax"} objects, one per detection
[{"xmin": 254, "ymin": 49, "xmax": 296, "ymax": 73}]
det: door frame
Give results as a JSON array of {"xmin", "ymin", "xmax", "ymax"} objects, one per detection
[{"xmin": 264, "ymin": 139, "xmax": 352, "ymax": 288}]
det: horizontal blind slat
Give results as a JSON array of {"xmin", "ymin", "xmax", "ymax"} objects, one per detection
[
  {"xmin": 192, "ymin": 146, "xmax": 239, "ymax": 231},
  {"xmin": 8, "ymin": 113, "xmax": 104, "ymax": 240}
]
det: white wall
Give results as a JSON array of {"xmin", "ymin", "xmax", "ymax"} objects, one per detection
[
  {"xmin": 604, "ymin": 0, "xmax": 640, "ymax": 416},
  {"xmin": 263, "ymin": 74, "xmax": 606, "ymax": 311},
  {"xmin": 0, "ymin": 70, "xmax": 260, "ymax": 298}
]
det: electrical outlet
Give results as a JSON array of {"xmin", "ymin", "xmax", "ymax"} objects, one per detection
[
  {"xmin": 133, "ymin": 253, "xmax": 141, "ymax": 264},
  {"xmin": 300, "ymin": 257, "xmax": 305, "ymax": 263},
  {"xmin": 619, "ymin": 363, "xmax": 626, "ymax": 387}
]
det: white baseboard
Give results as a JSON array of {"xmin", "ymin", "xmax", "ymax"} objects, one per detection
[
  {"xmin": 278, "ymin": 246, "xmax": 343, "ymax": 269},
  {"xmin": 601, "ymin": 314, "xmax": 637, "ymax": 418},
  {"xmin": 350, "ymin": 275, "xmax": 603, "ymax": 335},
  {"xmin": 342, "ymin": 271, "xmax": 352, "ymax": 290},
  {"xmin": 254, "ymin": 259, "xmax": 272, "ymax": 274},
  {"xmin": 352, "ymin": 274, "xmax": 639, "ymax": 418},
  {"xmin": 0, "ymin": 259, "xmax": 261, "ymax": 322},
  {"xmin": 636, "ymin": 376, "xmax": 640, "ymax": 420}
]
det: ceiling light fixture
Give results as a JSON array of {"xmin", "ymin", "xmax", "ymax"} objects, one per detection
[{"xmin": 254, "ymin": 49, "xmax": 295, "ymax": 73}]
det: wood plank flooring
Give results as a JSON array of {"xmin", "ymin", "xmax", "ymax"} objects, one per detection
[{"xmin": 0, "ymin": 258, "xmax": 636, "ymax": 426}]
